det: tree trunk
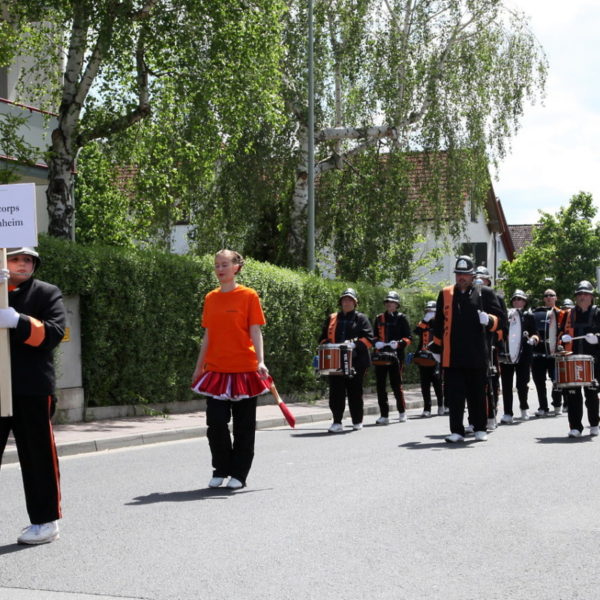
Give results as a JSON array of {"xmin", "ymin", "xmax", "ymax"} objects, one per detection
[
  {"xmin": 46, "ymin": 127, "xmax": 75, "ymax": 239},
  {"xmin": 289, "ymin": 123, "xmax": 309, "ymax": 260}
]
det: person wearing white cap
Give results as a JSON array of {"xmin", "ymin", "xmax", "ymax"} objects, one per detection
[{"xmin": 0, "ymin": 247, "xmax": 66, "ymax": 545}]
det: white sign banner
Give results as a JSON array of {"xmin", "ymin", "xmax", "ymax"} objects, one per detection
[{"xmin": 0, "ymin": 182, "xmax": 38, "ymax": 248}]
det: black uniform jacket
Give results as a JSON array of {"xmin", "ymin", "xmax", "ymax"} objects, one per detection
[
  {"xmin": 430, "ymin": 283, "xmax": 505, "ymax": 369},
  {"xmin": 373, "ymin": 311, "xmax": 412, "ymax": 360},
  {"xmin": 8, "ymin": 276, "xmax": 66, "ymax": 395},
  {"xmin": 319, "ymin": 310, "xmax": 374, "ymax": 371},
  {"xmin": 559, "ymin": 305, "xmax": 600, "ymax": 358}
]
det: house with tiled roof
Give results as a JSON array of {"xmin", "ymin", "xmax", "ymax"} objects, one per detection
[{"xmin": 508, "ymin": 224, "xmax": 540, "ymax": 255}]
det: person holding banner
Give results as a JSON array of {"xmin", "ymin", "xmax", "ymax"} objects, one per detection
[
  {"xmin": 191, "ymin": 249, "xmax": 271, "ymax": 490},
  {"xmin": 0, "ymin": 247, "xmax": 66, "ymax": 545}
]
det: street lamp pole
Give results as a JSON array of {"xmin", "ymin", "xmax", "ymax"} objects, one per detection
[{"xmin": 307, "ymin": 0, "xmax": 315, "ymax": 271}]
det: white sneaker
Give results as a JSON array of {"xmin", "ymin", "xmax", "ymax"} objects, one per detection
[
  {"xmin": 500, "ymin": 414, "xmax": 513, "ymax": 424},
  {"xmin": 445, "ymin": 433, "xmax": 465, "ymax": 443},
  {"xmin": 520, "ymin": 409, "xmax": 530, "ymax": 420},
  {"xmin": 554, "ymin": 406, "xmax": 563, "ymax": 415},
  {"xmin": 568, "ymin": 429, "xmax": 582, "ymax": 438},
  {"xmin": 398, "ymin": 413, "xmax": 407, "ymax": 423},
  {"xmin": 590, "ymin": 426, "xmax": 599, "ymax": 437},
  {"xmin": 535, "ymin": 409, "xmax": 549, "ymax": 417},
  {"xmin": 352, "ymin": 422, "xmax": 363, "ymax": 430},
  {"xmin": 474, "ymin": 431, "xmax": 488, "ymax": 441},
  {"xmin": 208, "ymin": 476, "xmax": 225, "ymax": 488},
  {"xmin": 227, "ymin": 477, "xmax": 244, "ymax": 489},
  {"xmin": 18, "ymin": 521, "xmax": 59, "ymax": 545},
  {"xmin": 375, "ymin": 416, "xmax": 389, "ymax": 425},
  {"xmin": 437, "ymin": 406, "xmax": 445, "ymax": 416},
  {"xmin": 487, "ymin": 418, "xmax": 496, "ymax": 431},
  {"xmin": 444, "ymin": 407, "xmax": 450, "ymax": 414},
  {"xmin": 328, "ymin": 422, "xmax": 344, "ymax": 433},
  {"xmin": 464, "ymin": 424, "xmax": 474, "ymax": 434},
  {"xmin": 420, "ymin": 410, "xmax": 431, "ymax": 418}
]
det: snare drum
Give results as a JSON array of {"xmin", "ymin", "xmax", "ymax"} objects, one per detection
[
  {"xmin": 317, "ymin": 343, "xmax": 353, "ymax": 376},
  {"xmin": 412, "ymin": 350, "xmax": 437, "ymax": 367},
  {"xmin": 555, "ymin": 354, "xmax": 595, "ymax": 389},
  {"xmin": 371, "ymin": 351, "xmax": 397, "ymax": 366}
]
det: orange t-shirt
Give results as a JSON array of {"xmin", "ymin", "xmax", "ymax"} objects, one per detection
[{"xmin": 201, "ymin": 285, "xmax": 266, "ymax": 373}]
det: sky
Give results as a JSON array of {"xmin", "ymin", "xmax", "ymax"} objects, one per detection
[{"xmin": 494, "ymin": 0, "xmax": 600, "ymax": 225}]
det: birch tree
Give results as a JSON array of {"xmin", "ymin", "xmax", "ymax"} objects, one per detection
[
  {"xmin": 1, "ymin": 0, "xmax": 285, "ymax": 238},
  {"xmin": 283, "ymin": 0, "xmax": 547, "ymax": 266}
]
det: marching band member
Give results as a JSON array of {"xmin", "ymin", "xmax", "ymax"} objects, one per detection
[
  {"xmin": 499, "ymin": 290, "xmax": 538, "ymax": 424},
  {"xmin": 413, "ymin": 301, "xmax": 444, "ymax": 417},
  {"xmin": 372, "ymin": 291, "xmax": 411, "ymax": 424},
  {"xmin": 561, "ymin": 298, "xmax": 574, "ymax": 310},
  {"xmin": 531, "ymin": 289, "xmax": 564, "ymax": 416},
  {"xmin": 0, "ymin": 247, "xmax": 66, "ymax": 545},
  {"xmin": 191, "ymin": 249, "xmax": 272, "ymax": 490},
  {"xmin": 319, "ymin": 288, "xmax": 374, "ymax": 432},
  {"xmin": 474, "ymin": 265, "xmax": 506, "ymax": 430},
  {"xmin": 558, "ymin": 280, "xmax": 600, "ymax": 438},
  {"xmin": 430, "ymin": 256, "xmax": 504, "ymax": 443}
]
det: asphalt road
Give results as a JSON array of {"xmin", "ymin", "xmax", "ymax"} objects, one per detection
[{"xmin": 1, "ymin": 410, "xmax": 599, "ymax": 600}]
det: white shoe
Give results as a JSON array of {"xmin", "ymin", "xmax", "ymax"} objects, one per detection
[
  {"xmin": 227, "ymin": 477, "xmax": 244, "ymax": 489},
  {"xmin": 398, "ymin": 413, "xmax": 407, "ymax": 423},
  {"xmin": 590, "ymin": 426, "xmax": 599, "ymax": 437},
  {"xmin": 500, "ymin": 414, "xmax": 513, "ymax": 424},
  {"xmin": 535, "ymin": 409, "xmax": 549, "ymax": 417},
  {"xmin": 464, "ymin": 424, "xmax": 474, "ymax": 434},
  {"xmin": 375, "ymin": 416, "xmax": 389, "ymax": 425},
  {"xmin": 18, "ymin": 521, "xmax": 59, "ymax": 545},
  {"xmin": 520, "ymin": 409, "xmax": 530, "ymax": 420},
  {"xmin": 328, "ymin": 422, "xmax": 344, "ymax": 433},
  {"xmin": 437, "ymin": 406, "xmax": 445, "ymax": 416},
  {"xmin": 487, "ymin": 418, "xmax": 496, "ymax": 431},
  {"xmin": 445, "ymin": 433, "xmax": 464, "ymax": 443},
  {"xmin": 474, "ymin": 431, "xmax": 488, "ymax": 441},
  {"xmin": 444, "ymin": 407, "xmax": 450, "ymax": 414},
  {"xmin": 208, "ymin": 476, "xmax": 225, "ymax": 488},
  {"xmin": 568, "ymin": 429, "xmax": 582, "ymax": 438},
  {"xmin": 554, "ymin": 406, "xmax": 563, "ymax": 415},
  {"xmin": 420, "ymin": 410, "xmax": 431, "ymax": 418},
  {"xmin": 352, "ymin": 422, "xmax": 363, "ymax": 430}
]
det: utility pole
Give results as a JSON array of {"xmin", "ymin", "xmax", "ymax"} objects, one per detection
[{"xmin": 307, "ymin": 0, "xmax": 315, "ymax": 271}]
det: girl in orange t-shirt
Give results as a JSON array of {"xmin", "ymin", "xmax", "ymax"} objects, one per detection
[{"xmin": 191, "ymin": 249, "xmax": 271, "ymax": 490}]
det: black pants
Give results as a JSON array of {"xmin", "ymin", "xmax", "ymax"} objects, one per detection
[
  {"xmin": 418, "ymin": 365, "xmax": 443, "ymax": 411},
  {"xmin": 375, "ymin": 363, "xmax": 405, "ymax": 416},
  {"xmin": 564, "ymin": 387, "xmax": 600, "ymax": 433},
  {"xmin": 444, "ymin": 367, "xmax": 487, "ymax": 435},
  {"xmin": 206, "ymin": 396, "xmax": 257, "ymax": 485},
  {"xmin": 500, "ymin": 361, "xmax": 531, "ymax": 415},
  {"xmin": 0, "ymin": 395, "xmax": 61, "ymax": 524},
  {"xmin": 329, "ymin": 369, "xmax": 366, "ymax": 424},
  {"xmin": 531, "ymin": 356, "xmax": 563, "ymax": 410}
]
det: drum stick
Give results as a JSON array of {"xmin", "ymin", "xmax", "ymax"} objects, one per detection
[
  {"xmin": 269, "ymin": 382, "xmax": 296, "ymax": 428},
  {"xmin": 564, "ymin": 334, "xmax": 600, "ymax": 342}
]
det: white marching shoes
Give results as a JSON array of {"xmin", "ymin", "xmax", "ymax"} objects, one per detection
[
  {"xmin": 590, "ymin": 426, "xmax": 599, "ymax": 437},
  {"xmin": 328, "ymin": 422, "xmax": 344, "ymax": 433},
  {"xmin": 568, "ymin": 429, "xmax": 582, "ymax": 438},
  {"xmin": 500, "ymin": 414, "xmax": 513, "ymax": 424},
  {"xmin": 445, "ymin": 433, "xmax": 464, "ymax": 443},
  {"xmin": 520, "ymin": 409, "xmax": 530, "ymax": 420},
  {"xmin": 474, "ymin": 431, "xmax": 488, "ymax": 442},
  {"xmin": 208, "ymin": 477, "xmax": 225, "ymax": 488},
  {"xmin": 227, "ymin": 477, "xmax": 244, "ymax": 490},
  {"xmin": 17, "ymin": 521, "xmax": 59, "ymax": 545},
  {"xmin": 375, "ymin": 416, "xmax": 389, "ymax": 425}
]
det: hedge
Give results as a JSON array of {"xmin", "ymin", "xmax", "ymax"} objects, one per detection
[{"xmin": 36, "ymin": 236, "xmax": 437, "ymax": 407}]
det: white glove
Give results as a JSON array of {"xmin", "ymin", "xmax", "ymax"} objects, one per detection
[
  {"xmin": 344, "ymin": 341, "xmax": 356, "ymax": 350},
  {"xmin": 375, "ymin": 341, "xmax": 385, "ymax": 350},
  {"xmin": 527, "ymin": 337, "xmax": 537, "ymax": 346},
  {"xmin": 389, "ymin": 340, "xmax": 399, "ymax": 350},
  {"xmin": 585, "ymin": 333, "xmax": 599, "ymax": 345},
  {"xmin": 478, "ymin": 310, "xmax": 489, "ymax": 326},
  {"xmin": 561, "ymin": 334, "xmax": 572, "ymax": 343},
  {"xmin": 432, "ymin": 353, "xmax": 441, "ymax": 363},
  {"xmin": 0, "ymin": 307, "xmax": 19, "ymax": 328},
  {"xmin": 423, "ymin": 312, "xmax": 434, "ymax": 323},
  {"xmin": 0, "ymin": 268, "xmax": 9, "ymax": 283}
]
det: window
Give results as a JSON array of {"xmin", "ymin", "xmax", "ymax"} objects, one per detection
[{"xmin": 460, "ymin": 242, "xmax": 487, "ymax": 267}]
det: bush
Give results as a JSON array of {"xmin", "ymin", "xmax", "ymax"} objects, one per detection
[{"xmin": 36, "ymin": 237, "xmax": 438, "ymax": 406}]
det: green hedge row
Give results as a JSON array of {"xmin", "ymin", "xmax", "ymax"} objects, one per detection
[{"xmin": 36, "ymin": 236, "xmax": 437, "ymax": 407}]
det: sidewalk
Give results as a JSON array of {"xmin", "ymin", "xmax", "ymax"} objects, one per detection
[{"xmin": 3, "ymin": 388, "xmax": 426, "ymax": 465}]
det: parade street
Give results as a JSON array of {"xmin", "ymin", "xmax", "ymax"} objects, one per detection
[{"xmin": 1, "ymin": 408, "xmax": 599, "ymax": 600}]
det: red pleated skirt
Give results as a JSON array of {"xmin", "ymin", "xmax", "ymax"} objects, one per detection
[{"xmin": 191, "ymin": 371, "xmax": 273, "ymax": 400}]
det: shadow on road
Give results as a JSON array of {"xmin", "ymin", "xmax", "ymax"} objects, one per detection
[
  {"xmin": 0, "ymin": 542, "xmax": 32, "ymax": 556},
  {"xmin": 535, "ymin": 435, "xmax": 594, "ymax": 444},
  {"xmin": 126, "ymin": 487, "xmax": 270, "ymax": 505},
  {"xmin": 399, "ymin": 435, "xmax": 479, "ymax": 450},
  {"xmin": 290, "ymin": 430, "xmax": 352, "ymax": 438}
]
